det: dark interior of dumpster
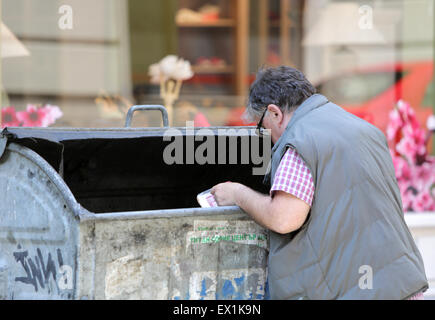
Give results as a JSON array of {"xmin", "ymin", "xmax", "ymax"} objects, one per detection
[{"xmin": 9, "ymin": 130, "xmax": 269, "ymax": 213}]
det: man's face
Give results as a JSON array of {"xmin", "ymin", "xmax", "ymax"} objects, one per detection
[{"xmin": 257, "ymin": 104, "xmax": 292, "ymax": 144}]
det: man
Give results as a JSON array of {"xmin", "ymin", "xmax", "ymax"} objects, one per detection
[{"xmin": 211, "ymin": 66, "xmax": 428, "ymax": 300}]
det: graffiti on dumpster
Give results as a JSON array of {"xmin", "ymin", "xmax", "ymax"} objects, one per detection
[
  {"xmin": 187, "ymin": 268, "xmax": 267, "ymax": 300},
  {"xmin": 13, "ymin": 244, "xmax": 73, "ymax": 294},
  {"xmin": 186, "ymin": 220, "xmax": 268, "ymax": 251},
  {"xmin": 189, "ymin": 233, "xmax": 267, "ymax": 245}
]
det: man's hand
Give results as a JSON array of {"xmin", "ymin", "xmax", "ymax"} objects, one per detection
[{"xmin": 210, "ymin": 182, "xmax": 241, "ymax": 206}]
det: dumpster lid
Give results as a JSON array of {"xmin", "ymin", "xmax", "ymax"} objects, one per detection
[
  {"xmin": 2, "ymin": 126, "xmax": 256, "ymax": 143},
  {"xmin": 2, "ymin": 127, "xmax": 176, "ymax": 142}
]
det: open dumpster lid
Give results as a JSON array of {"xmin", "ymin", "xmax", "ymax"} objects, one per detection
[{"xmin": 2, "ymin": 126, "xmax": 256, "ymax": 143}]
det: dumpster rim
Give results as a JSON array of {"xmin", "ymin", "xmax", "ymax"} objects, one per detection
[
  {"xmin": 79, "ymin": 206, "xmax": 247, "ymax": 222},
  {"xmin": 4, "ymin": 126, "xmax": 258, "ymax": 143}
]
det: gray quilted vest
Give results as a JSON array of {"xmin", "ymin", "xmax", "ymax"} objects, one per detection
[{"xmin": 265, "ymin": 93, "xmax": 428, "ymax": 299}]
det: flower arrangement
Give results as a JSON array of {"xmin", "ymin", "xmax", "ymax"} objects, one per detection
[
  {"xmin": 1, "ymin": 104, "xmax": 63, "ymax": 128},
  {"xmin": 387, "ymin": 100, "xmax": 435, "ymax": 212},
  {"xmin": 148, "ymin": 55, "xmax": 194, "ymax": 125}
]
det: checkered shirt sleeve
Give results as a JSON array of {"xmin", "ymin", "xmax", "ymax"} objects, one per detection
[{"xmin": 270, "ymin": 148, "xmax": 315, "ymax": 206}]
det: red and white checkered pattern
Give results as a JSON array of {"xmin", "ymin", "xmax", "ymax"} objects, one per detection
[{"xmin": 270, "ymin": 148, "xmax": 315, "ymax": 206}]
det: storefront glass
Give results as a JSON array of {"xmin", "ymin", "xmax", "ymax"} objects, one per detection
[{"xmin": 0, "ymin": 0, "xmax": 433, "ymax": 135}]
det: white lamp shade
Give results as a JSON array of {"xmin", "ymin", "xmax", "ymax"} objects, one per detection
[
  {"xmin": 1, "ymin": 23, "xmax": 30, "ymax": 58},
  {"xmin": 303, "ymin": 2, "xmax": 386, "ymax": 46}
]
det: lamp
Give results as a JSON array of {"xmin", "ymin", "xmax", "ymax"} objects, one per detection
[
  {"xmin": 303, "ymin": 2, "xmax": 386, "ymax": 47},
  {"xmin": 303, "ymin": 2, "xmax": 390, "ymax": 77},
  {"xmin": 1, "ymin": 22, "xmax": 29, "ymax": 58},
  {"xmin": 0, "ymin": 22, "xmax": 30, "ymax": 124}
]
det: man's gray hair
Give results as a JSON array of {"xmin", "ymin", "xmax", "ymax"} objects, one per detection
[{"xmin": 245, "ymin": 66, "xmax": 317, "ymax": 121}]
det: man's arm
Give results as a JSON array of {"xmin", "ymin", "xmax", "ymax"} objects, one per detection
[{"xmin": 211, "ymin": 183, "xmax": 310, "ymax": 234}]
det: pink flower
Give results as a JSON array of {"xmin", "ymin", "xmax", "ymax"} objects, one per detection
[
  {"xmin": 15, "ymin": 104, "xmax": 62, "ymax": 127},
  {"xmin": 391, "ymin": 155, "xmax": 411, "ymax": 181},
  {"xmin": 1, "ymin": 107, "xmax": 21, "ymax": 127},
  {"xmin": 412, "ymin": 190, "xmax": 435, "ymax": 212},
  {"xmin": 193, "ymin": 112, "xmax": 210, "ymax": 127},
  {"xmin": 413, "ymin": 162, "xmax": 435, "ymax": 188},
  {"xmin": 399, "ymin": 182, "xmax": 416, "ymax": 212},
  {"xmin": 386, "ymin": 109, "xmax": 403, "ymax": 141},
  {"xmin": 16, "ymin": 104, "xmax": 48, "ymax": 127},
  {"xmin": 396, "ymin": 136, "xmax": 418, "ymax": 163},
  {"xmin": 402, "ymin": 124, "xmax": 426, "ymax": 154},
  {"xmin": 401, "ymin": 192, "xmax": 415, "ymax": 212},
  {"xmin": 397, "ymin": 100, "xmax": 418, "ymax": 126},
  {"xmin": 387, "ymin": 100, "xmax": 435, "ymax": 212},
  {"xmin": 40, "ymin": 104, "xmax": 63, "ymax": 127}
]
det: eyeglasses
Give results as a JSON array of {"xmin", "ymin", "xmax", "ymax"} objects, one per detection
[{"xmin": 256, "ymin": 108, "xmax": 268, "ymax": 136}]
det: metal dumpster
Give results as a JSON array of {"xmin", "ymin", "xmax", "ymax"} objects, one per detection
[{"xmin": 0, "ymin": 107, "xmax": 271, "ymax": 300}]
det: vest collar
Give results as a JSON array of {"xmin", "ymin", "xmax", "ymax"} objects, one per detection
[{"xmin": 271, "ymin": 94, "xmax": 329, "ymax": 153}]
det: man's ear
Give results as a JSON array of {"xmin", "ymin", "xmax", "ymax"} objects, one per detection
[{"xmin": 267, "ymin": 104, "xmax": 283, "ymax": 124}]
